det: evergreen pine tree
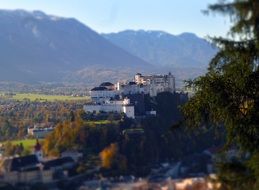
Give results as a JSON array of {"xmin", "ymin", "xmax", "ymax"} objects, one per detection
[{"xmin": 182, "ymin": 1, "xmax": 259, "ymax": 189}]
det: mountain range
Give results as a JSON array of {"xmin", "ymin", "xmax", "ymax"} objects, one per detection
[
  {"xmin": 0, "ymin": 9, "xmax": 217, "ymax": 86},
  {"xmin": 0, "ymin": 10, "xmax": 149, "ymax": 84},
  {"xmin": 102, "ymin": 30, "xmax": 217, "ymax": 68}
]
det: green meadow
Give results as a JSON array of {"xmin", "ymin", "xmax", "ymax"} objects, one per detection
[
  {"xmin": 10, "ymin": 139, "xmax": 38, "ymax": 149},
  {"xmin": 11, "ymin": 93, "xmax": 89, "ymax": 102},
  {"xmin": 1, "ymin": 139, "xmax": 43, "ymax": 151}
]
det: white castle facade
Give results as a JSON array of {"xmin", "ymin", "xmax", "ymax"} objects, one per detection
[
  {"xmin": 84, "ymin": 72, "xmax": 175, "ymax": 118},
  {"xmin": 134, "ymin": 72, "xmax": 175, "ymax": 96},
  {"xmin": 83, "ymin": 98, "xmax": 135, "ymax": 119}
]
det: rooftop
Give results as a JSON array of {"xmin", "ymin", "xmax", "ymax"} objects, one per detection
[
  {"xmin": 100, "ymin": 82, "xmax": 114, "ymax": 87},
  {"xmin": 43, "ymin": 156, "xmax": 74, "ymax": 170},
  {"xmin": 91, "ymin": 86, "xmax": 108, "ymax": 91},
  {"xmin": 3, "ymin": 155, "xmax": 39, "ymax": 172}
]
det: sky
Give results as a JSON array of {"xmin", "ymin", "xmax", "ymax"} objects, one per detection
[{"xmin": 0, "ymin": 0, "xmax": 231, "ymax": 38}]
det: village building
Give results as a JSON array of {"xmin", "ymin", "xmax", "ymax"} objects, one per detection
[
  {"xmin": 0, "ymin": 154, "xmax": 53, "ymax": 184},
  {"xmin": 0, "ymin": 140, "xmax": 76, "ymax": 184},
  {"xmin": 42, "ymin": 157, "xmax": 75, "ymax": 175},
  {"xmin": 27, "ymin": 123, "xmax": 54, "ymax": 138}
]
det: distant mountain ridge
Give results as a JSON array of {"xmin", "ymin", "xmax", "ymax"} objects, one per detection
[
  {"xmin": 0, "ymin": 9, "xmax": 216, "ymax": 86},
  {"xmin": 0, "ymin": 10, "xmax": 149, "ymax": 84},
  {"xmin": 102, "ymin": 30, "xmax": 217, "ymax": 68}
]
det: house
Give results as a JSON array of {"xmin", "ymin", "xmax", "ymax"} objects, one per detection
[
  {"xmin": 2, "ymin": 155, "xmax": 40, "ymax": 173},
  {"xmin": 42, "ymin": 157, "xmax": 75, "ymax": 179},
  {"xmin": 43, "ymin": 157, "xmax": 75, "ymax": 171},
  {"xmin": 0, "ymin": 155, "xmax": 53, "ymax": 184},
  {"xmin": 27, "ymin": 123, "xmax": 54, "ymax": 138},
  {"xmin": 0, "ymin": 140, "xmax": 76, "ymax": 184}
]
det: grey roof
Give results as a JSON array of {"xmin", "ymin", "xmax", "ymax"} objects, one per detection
[
  {"xmin": 91, "ymin": 86, "xmax": 108, "ymax": 91},
  {"xmin": 100, "ymin": 82, "xmax": 114, "ymax": 87},
  {"xmin": 3, "ymin": 155, "xmax": 39, "ymax": 172},
  {"xmin": 43, "ymin": 157, "xmax": 74, "ymax": 170}
]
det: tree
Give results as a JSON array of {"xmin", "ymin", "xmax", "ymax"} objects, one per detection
[
  {"xmin": 181, "ymin": 1, "xmax": 259, "ymax": 189},
  {"xmin": 99, "ymin": 143, "xmax": 127, "ymax": 172},
  {"xmin": 0, "ymin": 120, "xmax": 17, "ymax": 141},
  {"xmin": 3, "ymin": 141, "xmax": 16, "ymax": 156}
]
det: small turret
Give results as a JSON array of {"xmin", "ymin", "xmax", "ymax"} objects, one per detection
[{"xmin": 34, "ymin": 139, "xmax": 43, "ymax": 162}]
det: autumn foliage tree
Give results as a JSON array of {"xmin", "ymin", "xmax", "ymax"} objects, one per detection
[
  {"xmin": 43, "ymin": 113, "xmax": 84, "ymax": 156},
  {"xmin": 99, "ymin": 143, "xmax": 127, "ymax": 172}
]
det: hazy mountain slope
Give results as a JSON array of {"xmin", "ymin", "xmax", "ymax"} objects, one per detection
[
  {"xmin": 0, "ymin": 10, "xmax": 149, "ymax": 84},
  {"xmin": 102, "ymin": 30, "xmax": 217, "ymax": 68}
]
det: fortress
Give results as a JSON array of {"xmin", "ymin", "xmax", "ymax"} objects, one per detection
[{"xmin": 84, "ymin": 72, "xmax": 176, "ymax": 118}]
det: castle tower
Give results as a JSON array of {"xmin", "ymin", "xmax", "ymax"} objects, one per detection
[{"xmin": 168, "ymin": 72, "xmax": 175, "ymax": 93}]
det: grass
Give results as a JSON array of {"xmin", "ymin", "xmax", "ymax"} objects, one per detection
[
  {"xmin": 2, "ymin": 139, "xmax": 43, "ymax": 151},
  {"xmin": 85, "ymin": 120, "xmax": 120, "ymax": 125},
  {"xmin": 87, "ymin": 120, "xmax": 111, "ymax": 125},
  {"xmin": 11, "ymin": 93, "xmax": 89, "ymax": 102}
]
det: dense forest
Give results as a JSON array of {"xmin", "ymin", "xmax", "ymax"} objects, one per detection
[{"xmin": 42, "ymin": 92, "xmax": 224, "ymax": 176}]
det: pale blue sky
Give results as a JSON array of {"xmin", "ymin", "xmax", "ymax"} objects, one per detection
[{"xmin": 0, "ymin": 0, "xmax": 230, "ymax": 37}]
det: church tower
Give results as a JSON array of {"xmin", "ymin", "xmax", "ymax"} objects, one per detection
[{"xmin": 34, "ymin": 139, "xmax": 43, "ymax": 162}]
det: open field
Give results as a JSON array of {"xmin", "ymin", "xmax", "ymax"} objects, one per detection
[
  {"xmin": 1, "ymin": 139, "xmax": 43, "ymax": 151},
  {"xmin": 3, "ymin": 93, "xmax": 90, "ymax": 102},
  {"xmin": 10, "ymin": 139, "xmax": 38, "ymax": 149}
]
